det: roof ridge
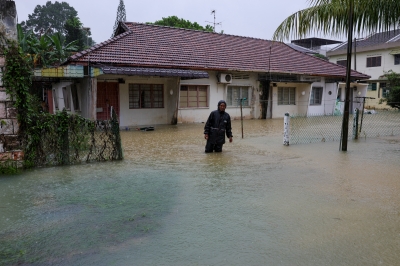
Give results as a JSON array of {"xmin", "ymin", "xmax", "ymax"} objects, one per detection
[
  {"xmin": 67, "ymin": 25, "xmax": 133, "ymax": 62},
  {"xmin": 127, "ymin": 21, "xmax": 275, "ymax": 42}
]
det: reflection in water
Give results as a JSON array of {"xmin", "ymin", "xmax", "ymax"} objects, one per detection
[{"xmin": 1, "ymin": 119, "xmax": 400, "ymax": 265}]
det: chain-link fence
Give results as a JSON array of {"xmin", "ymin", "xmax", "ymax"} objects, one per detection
[
  {"xmin": 24, "ymin": 108, "xmax": 123, "ymax": 167},
  {"xmin": 290, "ymin": 109, "xmax": 400, "ymax": 144}
]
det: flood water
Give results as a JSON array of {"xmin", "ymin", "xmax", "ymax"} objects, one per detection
[{"xmin": 1, "ymin": 119, "xmax": 400, "ymax": 265}]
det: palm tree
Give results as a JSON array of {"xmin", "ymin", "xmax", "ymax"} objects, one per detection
[
  {"xmin": 273, "ymin": 0, "xmax": 400, "ymax": 41},
  {"xmin": 272, "ymin": 0, "xmax": 400, "ymax": 151},
  {"xmin": 47, "ymin": 32, "xmax": 78, "ymax": 65}
]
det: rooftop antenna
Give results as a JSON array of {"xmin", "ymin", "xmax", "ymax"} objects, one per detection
[{"xmin": 206, "ymin": 10, "xmax": 222, "ymax": 32}]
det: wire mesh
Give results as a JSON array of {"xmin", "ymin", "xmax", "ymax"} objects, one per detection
[
  {"xmin": 290, "ymin": 109, "xmax": 400, "ymax": 144},
  {"xmin": 26, "ymin": 108, "xmax": 123, "ymax": 167},
  {"xmin": 358, "ymin": 110, "xmax": 400, "ymax": 138}
]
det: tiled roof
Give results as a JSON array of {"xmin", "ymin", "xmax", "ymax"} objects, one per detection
[
  {"xmin": 331, "ymin": 29, "xmax": 400, "ymax": 52},
  {"xmin": 101, "ymin": 66, "xmax": 209, "ymax": 78},
  {"xmin": 68, "ymin": 22, "xmax": 369, "ymax": 79}
]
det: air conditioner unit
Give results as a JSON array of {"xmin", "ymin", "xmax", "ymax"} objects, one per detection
[{"xmin": 218, "ymin": 73, "xmax": 232, "ymax": 84}]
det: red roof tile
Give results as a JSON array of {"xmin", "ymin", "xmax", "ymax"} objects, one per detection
[{"xmin": 68, "ymin": 22, "xmax": 369, "ymax": 79}]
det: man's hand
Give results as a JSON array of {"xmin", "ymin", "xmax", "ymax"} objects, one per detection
[
  {"xmin": 229, "ymin": 137, "xmax": 233, "ymax": 143},
  {"xmin": 204, "ymin": 134, "xmax": 209, "ymax": 140}
]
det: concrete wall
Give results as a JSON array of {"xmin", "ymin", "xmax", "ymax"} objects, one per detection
[
  {"xmin": 271, "ymin": 82, "xmax": 311, "ymax": 118},
  {"xmin": 328, "ymin": 47, "xmax": 400, "ymax": 109},
  {"xmin": 117, "ymin": 75, "xmax": 179, "ymax": 127},
  {"xmin": 0, "ymin": 0, "xmax": 18, "ymax": 153},
  {"xmin": 178, "ymin": 71, "xmax": 257, "ymax": 123}
]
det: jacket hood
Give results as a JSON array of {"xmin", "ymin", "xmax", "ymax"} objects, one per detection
[{"xmin": 218, "ymin": 100, "xmax": 227, "ymax": 107}]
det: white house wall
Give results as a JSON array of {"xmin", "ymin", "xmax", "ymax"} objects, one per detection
[
  {"xmin": 330, "ymin": 49, "xmax": 400, "ymax": 80},
  {"xmin": 116, "ymin": 75, "xmax": 179, "ymax": 127},
  {"xmin": 177, "ymin": 71, "xmax": 257, "ymax": 123},
  {"xmin": 324, "ymin": 82, "xmax": 339, "ymax": 115},
  {"xmin": 271, "ymin": 82, "xmax": 311, "ymax": 118}
]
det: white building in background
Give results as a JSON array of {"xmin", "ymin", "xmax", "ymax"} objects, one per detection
[{"xmin": 327, "ymin": 30, "xmax": 400, "ymax": 109}]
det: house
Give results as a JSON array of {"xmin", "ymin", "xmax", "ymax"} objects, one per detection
[
  {"xmin": 327, "ymin": 29, "xmax": 400, "ymax": 109},
  {"xmin": 34, "ymin": 22, "xmax": 370, "ymax": 128}
]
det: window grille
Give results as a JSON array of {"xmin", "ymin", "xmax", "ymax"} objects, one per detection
[
  {"xmin": 129, "ymin": 84, "xmax": 164, "ymax": 109},
  {"xmin": 278, "ymin": 87, "xmax": 296, "ymax": 105},
  {"xmin": 366, "ymin": 56, "xmax": 381, "ymax": 67},
  {"xmin": 310, "ymin": 87, "xmax": 323, "ymax": 105},
  {"xmin": 227, "ymin": 86, "xmax": 249, "ymax": 106},
  {"xmin": 367, "ymin": 83, "xmax": 377, "ymax": 91}
]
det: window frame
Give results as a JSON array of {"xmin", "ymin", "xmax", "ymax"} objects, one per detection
[
  {"xmin": 394, "ymin": 54, "xmax": 400, "ymax": 65},
  {"xmin": 336, "ymin": 60, "xmax": 347, "ymax": 67},
  {"xmin": 310, "ymin": 87, "xmax": 323, "ymax": 105},
  {"xmin": 366, "ymin": 56, "xmax": 382, "ymax": 67},
  {"xmin": 71, "ymin": 84, "xmax": 80, "ymax": 111},
  {"xmin": 179, "ymin": 85, "xmax": 209, "ymax": 108},
  {"xmin": 62, "ymin": 86, "xmax": 71, "ymax": 110},
  {"xmin": 226, "ymin": 86, "xmax": 250, "ymax": 107},
  {"xmin": 278, "ymin": 87, "xmax": 296, "ymax": 105},
  {"xmin": 129, "ymin": 83, "xmax": 164, "ymax": 109}
]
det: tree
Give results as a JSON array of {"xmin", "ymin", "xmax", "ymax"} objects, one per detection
[
  {"xmin": 272, "ymin": 0, "xmax": 400, "ymax": 41},
  {"xmin": 64, "ymin": 16, "xmax": 94, "ymax": 51},
  {"xmin": 112, "ymin": 0, "xmax": 126, "ymax": 37},
  {"xmin": 20, "ymin": 1, "xmax": 78, "ymax": 36},
  {"xmin": 384, "ymin": 71, "xmax": 400, "ymax": 109},
  {"xmin": 148, "ymin": 16, "xmax": 213, "ymax": 32},
  {"xmin": 272, "ymin": 0, "xmax": 400, "ymax": 151},
  {"xmin": 17, "ymin": 24, "xmax": 77, "ymax": 68}
]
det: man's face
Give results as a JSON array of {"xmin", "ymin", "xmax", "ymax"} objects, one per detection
[{"xmin": 219, "ymin": 103, "xmax": 226, "ymax": 112}]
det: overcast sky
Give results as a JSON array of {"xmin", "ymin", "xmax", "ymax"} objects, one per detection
[{"xmin": 16, "ymin": 0, "xmax": 314, "ymax": 44}]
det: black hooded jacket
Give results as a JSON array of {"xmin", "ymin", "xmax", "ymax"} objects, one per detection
[{"xmin": 204, "ymin": 101, "xmax": 233, "ymax": 145}]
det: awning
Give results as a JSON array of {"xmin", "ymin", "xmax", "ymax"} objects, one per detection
[
  {"xmin": 389, "ymin": 49, "xmax": 400, "ymax": 55},
  {"xmin": 100, "ymin": 66, "xmax": 209, "ymax": 79}
]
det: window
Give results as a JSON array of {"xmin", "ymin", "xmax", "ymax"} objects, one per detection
[
  {"xmin": 53, "ymin": 89, "xmax": 59, "ymax": 110},
  {"xmin": 395, "ymin": 54, "xmax": 400, "ymax": 65},
  {"xmin": 366, "ymin": 56, "xmax": 381, "ymax": 67},
  {"xmin": 129, "ymin": 84, "xmax": 164, "ymax": 109},
  {"xmin": 179, "ymin": 85, "xmax": 208, "ymax": 108},
  {"xmin": 310, "ymin": 87, "xmax": 323, "ymax": 105},
  {"xmin": 226, "ymin": 86, "xmax": 249, "ymax": 106},
  {"xmin": 278, "ymin": 87, "xmax": 296, "ymax": 105},
  {"xmin": 367, "ymin": 83, "xmax": 377, "ymax": 91},
  {"xmin": 62, "ymin": 87, "xmax": 70, "ymax": 110},
  {"xmin": 71, "ymin": 84, "xmax": 80, "ymax": 111},
  {"xmin": 382, "ymin": 88, "xmax": 390, "ymax": 98},
  {"xmin": 336, "ymin": 60, "xmax": 347, "ymax": 67}
]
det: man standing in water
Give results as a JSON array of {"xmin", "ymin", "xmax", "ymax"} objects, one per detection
[{"xmin": 204, "ymin": 100, "xmax": 233, "ymax": 153}]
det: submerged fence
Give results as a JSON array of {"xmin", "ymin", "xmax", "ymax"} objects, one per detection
[
  {"xmin": 23, "ymin": 108, "xmax": 123, "ymax": 167},
  {"xmin": 289, "ymin": 110, "xmax": 400, "ymax": 144},
  {"xmin": 24, "ymin": 107, "xmax": 123, "ymax": 166}
]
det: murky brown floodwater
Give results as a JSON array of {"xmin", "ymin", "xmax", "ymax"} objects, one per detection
[{"xmin": 1, "ymin": 119, "xmax": 400, "ymax": 265}]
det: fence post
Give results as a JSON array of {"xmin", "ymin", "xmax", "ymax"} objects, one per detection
[
  {"xmin": 283, "ymin": 112, "xmax": 290, "ymax": 146},
  {"xmin": 353, "ymin": 108, "xmax": 359, "ymax": 139}
]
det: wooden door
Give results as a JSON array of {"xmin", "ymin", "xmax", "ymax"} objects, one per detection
[{"xmin": 97, "ymin": 82, "xmax": 119, "ymax": 120}]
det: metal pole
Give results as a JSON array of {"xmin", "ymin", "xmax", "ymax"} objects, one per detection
[
  {"xmin": 283, "ymin": 112, "xmax": 290, "ymax": 146},
  {"xmin": 340, "ymin": 0, "xmax": 354, "ymax": 151},
  {"xmin": 353, "ymin": 108, "xmax": 359, "ymax": 139},
  {"xmin": 359, "ymin": 97, "xmax": 365, "ymax": 132},
  {"xmin": 240, "ymin": 99, "xmax": 244, "ymax": 139},
  {"xmin": 354, "ymin": 37, "xmax": 357, "ymax": 71}
]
